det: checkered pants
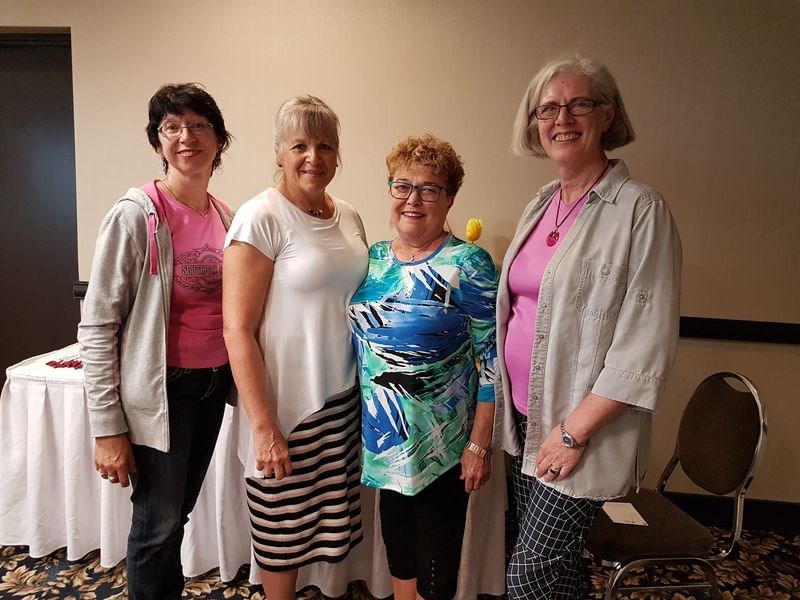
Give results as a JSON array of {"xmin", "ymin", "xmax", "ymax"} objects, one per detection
[{"xmin": 506, "ymin": 412, "xmax": 602, "ymax": 600}]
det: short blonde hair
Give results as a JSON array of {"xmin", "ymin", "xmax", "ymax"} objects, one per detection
[
  {"xmin": 274, "ymin": 95, "xmax": 341, "ymax": 173},
  {"xmin": 386, "ymin": 134, "xmax": 465, "ymax": 196},
  {"xmin": 511, "ymin": 54, "xmax": 635, "ymax": 157}
]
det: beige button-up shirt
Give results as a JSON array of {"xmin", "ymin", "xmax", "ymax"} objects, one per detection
[{"xmin": 495, "ymin": 160, "xmax": 682, "ymax": 499}]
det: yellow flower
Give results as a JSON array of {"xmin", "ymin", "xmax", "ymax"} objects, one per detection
[{"xmin": 465, "ymin": 218, "xmax": 483, "ymax": 242}]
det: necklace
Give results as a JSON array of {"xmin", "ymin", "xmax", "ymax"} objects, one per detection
[
  {"xmin": 276, "ymin": 182, "xmax": 327, "ymax": 218},
  {"xmin": 305, "ymin": 194, "xmax": 327, "ymax": 218},
  {"xmin": 399, "ymin": 232, "xmax": 444, "ymax": 262},
  {"xmin": 546, "ymin": 161, "xmax": 610, "ymax": 247},
  {"xmin": 160, "ymin": 179, "xmax": 209, "ymax": 215}
]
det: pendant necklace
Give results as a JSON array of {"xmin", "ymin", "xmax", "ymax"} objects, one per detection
[
  {"xmin": 401, "ymin": 232, "xmax": 443, "ymax": 262},
  {"xmin": 546, "ymin": 161, "xmax": 610, "ymax": 247},
  {"xmin": 305, "ymin": 194, "xmax": 327, "ymax": 218}
]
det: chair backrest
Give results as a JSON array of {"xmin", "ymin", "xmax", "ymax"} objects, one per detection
[{"xmin": 676, "ymin": 372, "xmax": 766, "ymax": 495}]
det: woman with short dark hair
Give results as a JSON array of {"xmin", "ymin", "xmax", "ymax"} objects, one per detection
[{"xmin": 78, "ymin": 83, "xmax": 234, "ymax": 600}]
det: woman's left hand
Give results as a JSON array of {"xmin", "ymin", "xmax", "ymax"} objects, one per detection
[
  {"xmin": 461, "ymin": 448, "xmax": 492, "ymax": 493},
  {"xmin": 535, "ymin": 424, "xmax": 584, "ymax": 482}
]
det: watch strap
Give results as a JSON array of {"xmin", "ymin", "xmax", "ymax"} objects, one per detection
[
  {"xmin": 560, "ymin": 422, "xmax": 588, "ymax": 448},
  {"xmin": 465, "ymin": 440, "xmax": 492, "ymax": 459}
]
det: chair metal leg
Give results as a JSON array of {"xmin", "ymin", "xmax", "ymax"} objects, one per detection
[
  {"xmin": 603, "ymin": 557, "xmax": 720, "ymax": 599},
  {"xmin": 605, "ymin": 560, "xmax": 641, "ymax": 600},
  {"xmin": 696, "ymin": 559, "xmax": 722, "ymax": 600},
  {"xmin": 605, "ymin": 565, "xmax": 622, "ymax": 600}
]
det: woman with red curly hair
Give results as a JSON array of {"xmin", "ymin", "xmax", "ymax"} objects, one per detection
[{"xmin": 348, "ymin": 134, "xmax": 499, "ymax": 600}]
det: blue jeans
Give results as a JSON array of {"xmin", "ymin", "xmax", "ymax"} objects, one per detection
[{"xmin": 126, "ymin": 364, "xmax": 231, "ymax": 600}]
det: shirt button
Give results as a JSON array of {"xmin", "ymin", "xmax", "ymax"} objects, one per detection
[
  {"xmin": 601, "ymin": 266, "xmax": 611, "ymax": 276},
  {"xmin": 533, "ymin": 394, "xmax": 539, "ymax": 401},
  {"xmin": 533, "ymin": 364, "xmax": 541, "ymax": 372},
  {"xmin": 637, "ymin": 292, "xmax": 647, "ymax": 301}
]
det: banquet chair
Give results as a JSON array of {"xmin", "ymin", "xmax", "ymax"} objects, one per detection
[{"xmin": 585, "ymin": 371, "xmax": 767, "ymax": 600}]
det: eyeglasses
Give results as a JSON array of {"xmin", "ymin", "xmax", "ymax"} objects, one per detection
[
  {"xmin": 533, "ymin": 99, "xmax": 604, "ymax": 120},
  {"xmin": 388, "ymin": 180, "xmax": 447, "ymax": 202},
  {"xmin": 158, "ymin": 122, "xmax": 214, "ymax": 139}
]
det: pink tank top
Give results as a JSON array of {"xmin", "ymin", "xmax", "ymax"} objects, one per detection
[{"xmin": 505, "ymin": 188, "xmax": 589, "ymax": 415}]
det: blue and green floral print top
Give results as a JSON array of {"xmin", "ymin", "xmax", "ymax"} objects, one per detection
[{"xmin": 348, "ymin": 235, "xmax": 498, "ymax": 495}]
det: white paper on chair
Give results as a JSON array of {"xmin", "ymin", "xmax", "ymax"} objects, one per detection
[{"xmin": 602, "ymin": 502, "xmax": 648, "ymax": 525}]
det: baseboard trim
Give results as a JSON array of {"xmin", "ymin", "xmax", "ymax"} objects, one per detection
[{"xmin": 663, "ymin": 491, "xmax": 799, "ymax": 535}]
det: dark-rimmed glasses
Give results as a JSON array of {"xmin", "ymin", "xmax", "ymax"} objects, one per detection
[
  {"xmin": 533, "ymin": 99, "xmax": 604, "ymax": 120},
  {"xmin": 158, "ymin": 122, "xmax": 214, "ymax": 139},
  {"xmin": 388, "ymin": 180, "xmax": 447, "ymax": 202}
]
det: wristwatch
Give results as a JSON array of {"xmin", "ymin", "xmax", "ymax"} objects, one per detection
[
  {"xmin": 465, "ymin": 440, "xmax": 492, "ymax": 459},
  {"xmin": 560, "ymin": 423, "xmax": 587, "ymax": 449}
]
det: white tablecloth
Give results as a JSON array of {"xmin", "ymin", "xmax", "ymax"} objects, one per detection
[{"xmin": 0, "ymin": 345, "xmax": 507, "ymax": 597}]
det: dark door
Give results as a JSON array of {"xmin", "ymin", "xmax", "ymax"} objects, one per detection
[{"xmin": 0, "ymin": 33, "xmax": 79, "ymax": 376}]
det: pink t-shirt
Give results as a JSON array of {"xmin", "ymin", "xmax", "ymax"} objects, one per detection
[
  {"xmin": 157, "ymin": 186, "xmax": 229, "ymax": 369},
  {"xmin": 505, "ymin": 188, "xmax": 589, "ymax": 415}
]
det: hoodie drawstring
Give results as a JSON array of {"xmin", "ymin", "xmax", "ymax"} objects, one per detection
[{"xmin": 148, "ymin": 213, "xmax": 158, "ymax": 275}]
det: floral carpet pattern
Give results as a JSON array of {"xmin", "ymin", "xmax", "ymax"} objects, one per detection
[{"xmin": 1, "ymin": 528, "xmax": 799, "ymax": 599}]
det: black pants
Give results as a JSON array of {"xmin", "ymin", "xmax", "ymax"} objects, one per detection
[{"xmin": 379, "ymin": 465, "xmax": 469, "ymax": 600}]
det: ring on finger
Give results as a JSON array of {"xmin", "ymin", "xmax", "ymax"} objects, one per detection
[
  {"xmin": 99, "ymin": 471, "xmax": 109, "ymax": 479},
  {"xmin": 548, "ymin": 465, "xmax": 562, "ymax": 475}
]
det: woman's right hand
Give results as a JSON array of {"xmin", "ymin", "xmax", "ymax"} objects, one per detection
[
  {"xmin": 223, "ymin": 240, "xmax": 289, "ymax": 479},
  {"xmin": 94, "ymin": 433, "xmax": 136, "ymax": 487},
  {"xmin": 254, "ymin": 428, "xmax": 292, "ymax": 479}
]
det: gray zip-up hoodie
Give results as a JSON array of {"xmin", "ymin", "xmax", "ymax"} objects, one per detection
[{"xmin": 77, "ymin": 184, "xmax": 232, "ymax": 452}]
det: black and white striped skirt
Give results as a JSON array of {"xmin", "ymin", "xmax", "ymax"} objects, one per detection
[{"xmin": 245, "ymin": 385, "xmax": 363, "ymax": 571}]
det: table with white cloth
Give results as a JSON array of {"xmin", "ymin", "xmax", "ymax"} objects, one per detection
[{"xmin": 0, "ymin": 344, "xmax": 507, "ymax": 598}]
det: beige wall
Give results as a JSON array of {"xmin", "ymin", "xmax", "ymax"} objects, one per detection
[{"xmin": 3, "ymin": 0, "xmax": 798, "ymax": 502}]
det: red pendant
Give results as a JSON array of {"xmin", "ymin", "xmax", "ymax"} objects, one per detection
[{"xmin": 546, "ymin": 230, "xmax": 559, "ymax": 246}]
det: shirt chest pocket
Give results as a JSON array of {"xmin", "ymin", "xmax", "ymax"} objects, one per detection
[{"xmin": 575, "ymin": 259, "xmax": 628, "ymax": 319}]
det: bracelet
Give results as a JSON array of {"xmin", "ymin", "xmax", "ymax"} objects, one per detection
[{"xmin": 465, "ymin": 440, "xmax": 492, "ymax": 459}]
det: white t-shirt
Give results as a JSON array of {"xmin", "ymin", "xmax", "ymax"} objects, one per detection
[{"xmin": 225, "ymin": 187, "xmax": 369, "ymax": 437}]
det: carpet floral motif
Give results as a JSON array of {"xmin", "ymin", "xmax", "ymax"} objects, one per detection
[{"xmin": 1, "ymin": 530, "xmax": 798, "ymax": 599}]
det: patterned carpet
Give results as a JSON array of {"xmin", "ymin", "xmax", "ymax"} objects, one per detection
[{"xmin": 2, "ymin": 526, "xmax": 799, "ymax": 599}]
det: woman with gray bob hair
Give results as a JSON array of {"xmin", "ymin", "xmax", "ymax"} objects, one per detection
[
  {"xmin": 497, "ymin": 55, "xmax": 681, "ymax": 599},
  {"xmin": 511, "ymin": 54, "xmax": 635, "ymax": 157}
]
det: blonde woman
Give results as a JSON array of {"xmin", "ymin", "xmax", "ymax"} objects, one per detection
[{"xmin": 223, "ymin": 95, "xmax": 368, "ymax": 599}]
